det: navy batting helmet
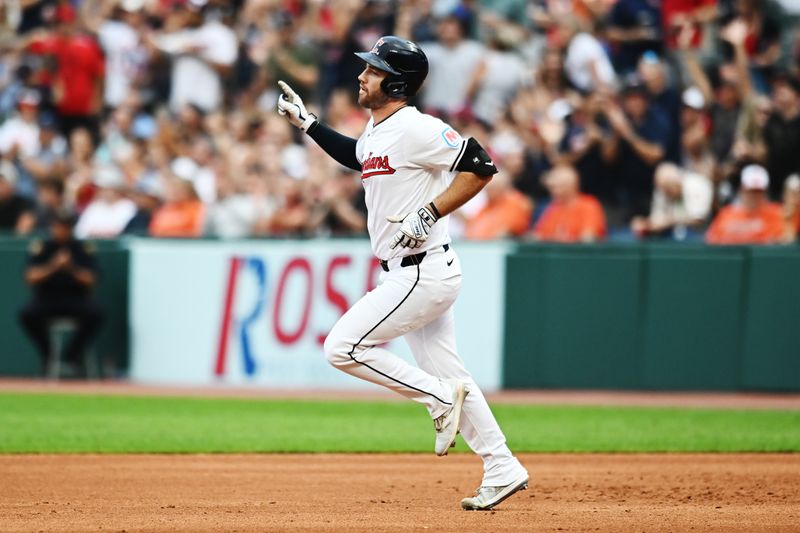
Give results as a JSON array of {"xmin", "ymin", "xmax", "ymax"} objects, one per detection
[{"xmin": 355, "ymin": 36, "xmax": 429, "ymax": 98}]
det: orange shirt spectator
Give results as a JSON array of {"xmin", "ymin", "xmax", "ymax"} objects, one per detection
[
  {"xmin": 465, "ymin": 172, "xmax": 532, "ymax": 240},
  {"xmin": 706, "ymin": 165, "xmax": 784, "ymax": 245},
  {"xmin": 706, "ymin": 202, "xmax": 784, "ymax": 244},
  {"xmin": 533, "ymin": 165, "xmax": 607, "ymax": 243},
  {"xmin": 149, "ymin": 179, "xmax": 205, "ymax": 238}
]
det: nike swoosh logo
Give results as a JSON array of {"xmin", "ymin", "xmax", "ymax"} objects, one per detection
[{"xmin": 447, "ymin": 259, "xmax": 454, "ymax": 266}]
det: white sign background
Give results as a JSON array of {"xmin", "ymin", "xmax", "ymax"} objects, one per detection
[{"xmin": 129, "ymin": 238, "xmax": 508, "ymax": 391}]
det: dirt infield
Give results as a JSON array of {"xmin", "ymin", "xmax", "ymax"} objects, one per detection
[{"xmin": 1, "ymin": 454, "xmax": 798, "ymax": 532}]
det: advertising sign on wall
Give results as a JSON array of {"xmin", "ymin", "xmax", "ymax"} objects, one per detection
[{"xmin": 129, "ymin": 239, "xmax": 508, "ymax": 390}]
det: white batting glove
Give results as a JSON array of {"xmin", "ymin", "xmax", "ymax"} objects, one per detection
[
  {"xmin": 277, "ymin": 80, "xmax": 317, "ymax": 132},
  {"xmin": 387, "ymin": 204, "xmax": 439, "ymax": 249}
]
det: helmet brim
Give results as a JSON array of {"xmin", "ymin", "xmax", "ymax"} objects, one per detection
[{"xmin": 355, "ymin": 52, "xmax": 401, "ymax": 76}]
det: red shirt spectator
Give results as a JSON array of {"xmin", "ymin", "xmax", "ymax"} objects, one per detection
[
  {"xmin": 533, "ymin": 165, "xmax": 607, "ymax": 243},
  {"xmin": 662, "ymin": 0, "xmax": 716, "ymax": 49},
  {"xmin": 27, "ymin": 5, "xmax": 104, "ymax": 118}
]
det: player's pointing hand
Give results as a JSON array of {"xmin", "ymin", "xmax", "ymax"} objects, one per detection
[
  {"xmin": 277, "ymin": 80, "xmax": 317, "ymax": 132},
  {"xmin": 387, "ymin": 204, "xmax": 439, "ymax": 249}
]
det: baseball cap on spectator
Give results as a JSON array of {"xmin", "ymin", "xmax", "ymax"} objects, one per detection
[
  {"xmin": 187, "ymin": 0, "xmax": 207, "ymax": 11},
  {"xmin": 38, "ymin": 112, "xmax": 60, "ymax": 131},
  {"xmin": 120, "ymin": 0, "xmax": 145, "ymax": 12},
  {"xmin": 621, "ymin": 74, "xmax": 647, "ymax": 96},
  {"xmin": 135, "ymin": 173, "xmax": 165, "ymax": 199},
  {"xmin": 741, "ymin": 165, "xmax": 769, "ymax": 190},
  {"xmin": 131, "ymin": 115, "xmax": 158, "ymax": 139},
  {"xmin": 17, "ymin": 89, "xmax": 40, "ymax": 108},
  {"xmin": 94, "ymin": 166, "xmax": 126, "ymax": 189},
  {"xmin": 682, "ymin": 87, "xmax": 705, "ymax": 110},
  {"xmin": 785, "ymin": 174, "xmax": 800, "ymax": 192},
  {"xmin": 55, "ymin": 3, "xmax": 77, "ymax": 23}
]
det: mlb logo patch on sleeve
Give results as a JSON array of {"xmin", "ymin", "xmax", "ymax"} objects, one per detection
[{"xmin": 441, "ymin": 127, "xmax": 461, "ymax": 149}]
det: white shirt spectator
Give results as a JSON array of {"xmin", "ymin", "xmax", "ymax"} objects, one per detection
[
  {"xmin": 421, "ymin": 40, "xmax": 485, "ymax": 114},
  {"xmin": 471, "ymin": 50, "xmax": 525, "ymax": 125},
  {"xmin": 171, "ymin": 156, "xmax": 217, "ymax": 204},
  {"xmin": 206, "ymin": 194, "xmax": 277, "ymax": 238},
  {"xmin": 75, "ymin": 194, "xmax": 137, "ymax": 238},
  {"xmin": 564, "ymin": 32, "xmax": 617, "ymax": 92},
  {"xmin": 98, "ymin": 20, "xmax": 147, "ymax": 107},
  {"xmin": 0, "ymin": 116, "xmax": 39, "ymax": 158},
  {"xmin": 157, "ymin": 20, "xmax": 238, "ymax": 112},
  {"xmin": 650, "ymin": 170, "xmax": 713, "ymax": 228}
]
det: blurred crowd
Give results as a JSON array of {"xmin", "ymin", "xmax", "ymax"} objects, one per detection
[{"xmin": 0, "ymin": 0, "xmax": 798, "ymax": 244}]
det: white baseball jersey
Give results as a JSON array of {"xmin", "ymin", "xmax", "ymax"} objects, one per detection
[{"xmin": 355, "ymin": 106, "xmax": 467, "ymax": 261}]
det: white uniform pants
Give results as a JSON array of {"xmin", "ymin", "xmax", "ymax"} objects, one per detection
[{"xmin": 323, "ymin": 246, "xmax": 526, "ymax": 486}]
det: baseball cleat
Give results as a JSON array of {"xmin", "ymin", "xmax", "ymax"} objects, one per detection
[
  {"xmin": 433, "ymin": 379, "xmax": 469, "ymax": 456},
  {"xmin": 460, "ymin": 474, "xmax": 529, "ymax": 511}
]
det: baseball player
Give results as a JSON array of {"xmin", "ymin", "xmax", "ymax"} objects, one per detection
[{"xmin": 277, "ymin": 36, "xmax": 528, "ymax": 511}]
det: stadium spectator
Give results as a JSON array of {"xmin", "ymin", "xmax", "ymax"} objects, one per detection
[
  {"xmin": 638, "ymin": 53, "xmax": 681, "ymax": 162},
  {"xmin": 151, "ymin": 1, "xmax": 238, "ymax": 113},
  {"xmin": 18, "ymin": 209, "xmax": 104, "ymax": 377},
  {"xmin": 74, "ymin": 166, "xmax": 137, "ymax": 239},
  {"xmin": 761, "ymin": 73, "xmax": 800, "ymax": 199},
  {"xmin": 560, "ymin": 19, "xmax": 618, "ymax": 93},
  {"xmin": 0, "ymin": 0, "xmax": 797, "ymax": 243},
  {"xmin": 464, "ymin": 170, "xmax": 532, "ymax": 240},
  {"xmin": 601, "ymin": 76, "xmax": 670, "ymax": 220},
  {"xmin": 205, "ymin": 167, "xmax": 276, "ymax": 239},
  {"xmin": 533, "ymin": 164, "xmax": 607, "ymax": 242},
  {"xmin": 782, "ymin": 173, "xmax": 800, "ymax": 243},
  {"xmin": 630, "ymin": 162, "xmax": 713, "ymax": 240},
  {"xmin": 420, "ymin": 11, "xmax": 485, "ymax": 118},
  {"xmin": 26, "ymin": 3, "xmax": 105, "ymax": 143},
  {"xmin": 0, "ymin": 89, "xmax": 41, "ymax": 161},
  {"xmin": 0, "ymin": 162, "xmax": 33, "ymax": 233},
  {"xmin": 465, "ymin": 28, "xmax": 526, "ymax": 126},
  {"xmin": 149, "ymin": 178, "xmax": 205, "ymax": 237},
  {"xmin": 679, "ymin": 86, "xmax": 715, "ymax": 179},
  {"xmin": 607, "ymin": 0, "xmax": 663, "ymax": 75},
  {"xmin": 18, "ymin": 179, "xmax": 67, "ymax": 235},
  {"xmin": 86, "ymin": 0, "xmax": 151, "ymax": 109},
  {"xmin": 706, "ymin": 164, "xmax": 785, "ymax": 244},
  {"xmin": 18, "ymin": 112, "xmax": 68, "ymax": 189}
]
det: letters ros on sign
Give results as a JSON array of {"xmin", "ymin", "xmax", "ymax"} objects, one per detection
[{"xmin": 214, "ymin": 253, "xmax": 384, "ymax": 378}]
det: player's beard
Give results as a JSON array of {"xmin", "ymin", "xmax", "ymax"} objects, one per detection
[{"xmin": 358, "ymin": 88, "xmax": 391, "ymax": 110}]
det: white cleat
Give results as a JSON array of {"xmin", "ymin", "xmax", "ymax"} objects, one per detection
[
  {"xmin": 460, "ymin": 474, "xmax": 530, "ymax": 511},
  {"xmin": 433, "ymin": 379, "xmax": 469, "ymax": 456}
]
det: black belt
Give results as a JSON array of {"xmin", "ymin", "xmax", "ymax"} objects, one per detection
[{"xmin": 380, "ymin": 244, "xmax": 449, "ymax": 272}]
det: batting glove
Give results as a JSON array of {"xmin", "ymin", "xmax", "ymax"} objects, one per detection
[
  {"xmin": 387, "ymin": 203, "xmax": 440, "ymax": 249},
  {"xmin": 277, "ymin": 80, "xmax": 317, "ymax": 132}
]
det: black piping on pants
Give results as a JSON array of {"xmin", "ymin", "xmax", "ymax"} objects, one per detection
[{"xmin": 346, "ymin": 263, "xmax": 452, "ymax": 406}]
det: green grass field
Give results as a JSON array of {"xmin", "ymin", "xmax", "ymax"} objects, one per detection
[{"xmin": 0, "ymin": 392, "xmax": 798, "ymax": 453}]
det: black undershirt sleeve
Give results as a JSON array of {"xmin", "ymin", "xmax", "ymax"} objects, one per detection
[{"xmin": 306, "ymin": 121, "xmax": 361, "ymax": 172}]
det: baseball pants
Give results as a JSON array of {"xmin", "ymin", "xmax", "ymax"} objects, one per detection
[{"xmin": 323, "ymin": 245, "xmax": 526, "ymax": 486}]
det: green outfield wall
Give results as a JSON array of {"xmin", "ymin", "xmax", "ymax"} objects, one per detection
[
  {"xmin": 503, "ymin": 244, "xmax": 800, "ymax": 391},
  {"xmin": 0, "ymin": 236, "xmax": 128, "ymax": 376}
]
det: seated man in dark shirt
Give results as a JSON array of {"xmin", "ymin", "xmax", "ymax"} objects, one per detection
[
  {"xmin": 18, "ymin": 210, "xmax": 104, "ymax": 376},
  {"xmin": 0, "ymin": 164, "xmax": 34, "ymax": 233}
]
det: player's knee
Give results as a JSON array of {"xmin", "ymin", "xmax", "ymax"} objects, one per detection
[{"xmin": 323, "ymin": 333, "xmax": 350, "ymax": 368}]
